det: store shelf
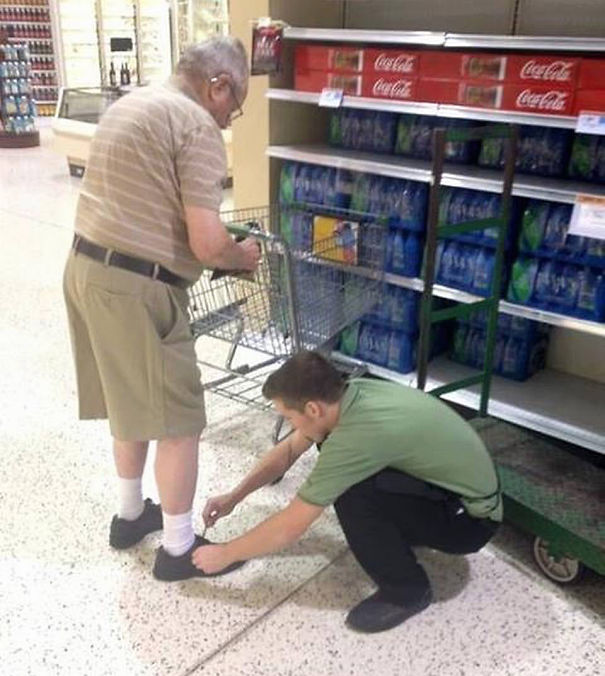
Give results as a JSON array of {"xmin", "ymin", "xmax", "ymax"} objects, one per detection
[
  {"xmin": 283, "ymin": 27, "xmax": 445, "ymax": 46},
  {"xmin": 382, "ymin": 273, "xmax": 605, "ymax": 337},
  {"xmin": 282, "ymin": 28, "xmax": 605, "ymax": 53},
  {"xmin": 444, "ymin": 33, "xmax": 605, "ymax": 52},
  {"xmin": 333, "ymin": 353, "xmax": 605, "ymax": 453},
  {"xmin": 267, "ymin": 88, "xmax": 579, "ymax": 130},
  {"xmin": 267, "ymin": 144, "xmax": 605, "ymax": 204}
]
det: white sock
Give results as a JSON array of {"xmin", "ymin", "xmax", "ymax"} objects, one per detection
[
  {"xmin": 117, "ymin": 477, "xmax": 144, "ymax": 521},
  {"xmin": 162, "ymin": 510, "xmax": 195, "ymax": 557}
]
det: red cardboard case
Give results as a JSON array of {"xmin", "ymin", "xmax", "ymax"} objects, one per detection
[
  {"xmin": 294, "ymin": 69, "xmax": 363, "ymax": 96},
  {"xmin": 573, "ymin": 89, "xmax": 605, "ymax": 115},
  {"xmin": 420, "ymin": 51, "xmax": 579, "ymax": 87},
  {"xmin": 295, "ymin": 44, "xmax": 421, "ymax": 76},
  {"xmin": 418, "ymin": 78, "xmax": 575, "ymax": 115},
  {"xmin": 577, "ymin": 58, "xmax": 605, "ymax": 90}
]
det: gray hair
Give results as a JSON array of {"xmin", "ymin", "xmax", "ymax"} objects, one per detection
[{"xmin": 177, "ymin": 37, "xmax": 249, "ymax": 95}]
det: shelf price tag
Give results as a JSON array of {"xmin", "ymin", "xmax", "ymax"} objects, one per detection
[
  {"xmin": 576, "ymin": 111, "xmax": 605, "ymax": 136},
  {"xmin": 569, "ymin": 194, "xmax": 605, "ymax": 241},
  {"xmin": 318, "ymin": 88, "xmax": 344, "ymax": 108}
]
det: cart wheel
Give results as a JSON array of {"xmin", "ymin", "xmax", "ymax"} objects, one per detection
[{"xmin": 532, "ymin": 537, "xmax": 585, "ymax": 584}]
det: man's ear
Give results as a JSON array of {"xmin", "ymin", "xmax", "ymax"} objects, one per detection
[{"xmin": 304, "ymin": 400, "xmax": 323, "ymax": 419}]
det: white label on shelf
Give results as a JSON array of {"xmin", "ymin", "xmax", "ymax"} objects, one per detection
[
  {"xmin": 318, "ymin": 88, "xmax": 344, "ymax": 108},
  {"xmin": 569, "ymin": 195, "xmax": 605, "ymax": 240},
  {"xmin": 576, "ymin": 112, "xmax": 605, "ymax": 136}
]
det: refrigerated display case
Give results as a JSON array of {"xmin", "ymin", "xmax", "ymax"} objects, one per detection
[{"xmin": 51, "ymin": 85, "xmax": 123, "ymax": 175}]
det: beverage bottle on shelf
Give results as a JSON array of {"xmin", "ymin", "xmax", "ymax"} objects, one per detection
[
  {"xmin": 350, "ymin": 172, "xmax": 370, "ymax": 213},
  {"xmin": 519, "ymin": 199, "xmax": 550, "ymax": 253},
  {"xmin": 387, "ymin": 330, "xmax": 414, "ymax": 373},
  {"xmin": 534, "ymin": 260, "xmax": 555, "ymax": 309},
  {"xmin": 575, "ymin": 269, "xmax": 605, "ymax": 321},
  {"xmin": 373, "ymin": 111, "xmax": 397, "ymax": 154},
  {"xmin": 390, "ymin": 229, "xmax": 406, "ymax": 275},
  {"xmin": 472, "ymin": 247, "xmax": 495, "ymax": 297},
  {"xmin": 368, "ymin": 175, "xmax": 385, "ymax": 217},
  {"xmin": 125, "ymin": 62, "xmax": 131, "ymax": 85},
  {"xmin": 559, "ymin": 264, "xmax": 580, "ymax": 312},
  {"xmin": 109, "ymin": 61, "xmax": 117, "ymax": 87},
  {"xmin": 586, "ymin": 238, "xmax": 605, "ymax": 267},
  {"xmin": 568, "ymin": 134, "xmax": 599, "ymax": 182},
  {"xmin": 543, "ymin": 203, "xmax": 572, "ymax": 254},
  {"xmin": 437, "ymin": 242, "xmax": 455, "ymax": 286},
  {"xmin": 279, "ymin": 162, "xmax": 296, "ymax": 205},
  {"xmin": 357, "ymin": 111, "xmax": 374, "ymax": 152},
  {"xmin": 403, "ymin": 232, "xmax": 422, "ymax": 277}
]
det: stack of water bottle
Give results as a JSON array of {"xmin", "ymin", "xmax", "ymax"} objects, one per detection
[
  {"xmin": 507, "ymin": 199, "xmax": 605, "ymax": 322},
  {"xmin": 279, "ymin": 160, "xmax": 428, "ymax": 279},
  {"xmin": 568, "ymin": 134, "xmax": 605, "ymax": 184},
  {"xmin": 338, "ymin": 286, "xmax": 452, "ymax": 374},
  {"xmin": 329, "ymin": 109, "xmax": 480, "ymax": 164},
  {"xmin": 349, "ymin": 172, "xmax": 427, "ymax": 277},
  {"xmin": 434, "ymin": 187, "xmax": 509, "ymax": 297},
  {"xmin": 449, "ymin": 311, "xmax": 550, "ymax": 381},
  {"xmin": 478, "ymin": 125, "xmax": 573, "ymax": 178}
]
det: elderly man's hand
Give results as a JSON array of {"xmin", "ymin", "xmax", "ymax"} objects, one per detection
[
  {"xmin": 192, "ymin": 542, "xmax": 234, "ymax": 574},
  {"xmin": 238, "ymin": 237, "xmax": 261, "ymax": 271}
]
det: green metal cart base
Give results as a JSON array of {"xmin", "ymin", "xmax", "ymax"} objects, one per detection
[{"xmin": 474, "ymin": 418, "xmax": 605, "ymax": 583}]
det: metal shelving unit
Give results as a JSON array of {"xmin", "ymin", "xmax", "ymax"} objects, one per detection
[
  {"xmin": 267, "ymin": 89, "xmax": 578, "ymax": 130},
  {"xmin": 283, "ymin": 27, "xmax": 445, "ymax": 45},
  {"xmin": 334, "ymin": 353, "xmax": 605, "ymax": 454},
  {"xmin": 270, "ymin": 26, "xmax": 605, "ymax": 455},
  {"xmin": 283, "ymin": 27, "xmax": 605, "ymax": 53},
  {"xmin": 267, "ymin": 144, "xmax": 605, "ymax": 204}
]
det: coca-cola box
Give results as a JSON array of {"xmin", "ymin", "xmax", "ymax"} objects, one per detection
[
  {"xmin": 418, "ymin": 78, "xmax": 575, "ymax": 115},
  {"xmin": 295, "ymin": 45, "xmax": 365, "ymax": 73},
  {"xmin": 363, "ymin": 49, "xmax": 420, "ymax": 77},
  {"xmin": 573, "ymin": 90, "xmax": 605, "ymax": 115},
  {"xmin": 362, "ymin": 74, "xmax": 419, "ymax": 101},
  {"xmin": 295, "ymin": 44, "xmax": 421, "ymax": 77},
  {"xmin": 577, "ymin": 58, "xmax": 605, "ymax": 89},
  {"xmin": 421, "ymin": 51, "xmax": 579, "ymax": 87},
  {"xmin": 294, "ymin": 69, "xmax": 363, "ymax": 96}
]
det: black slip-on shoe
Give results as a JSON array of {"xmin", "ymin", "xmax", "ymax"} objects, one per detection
[
  {"xmin": 109, "ymin": 498, "xmax": 163, "ymax": 550},
  {"xmin": 152, "ymin": 534, "xmax": 245, "ymax": 582},
  {"xmin": 345, "ymin": 588, "xmax": 432, "ymax": 633}
]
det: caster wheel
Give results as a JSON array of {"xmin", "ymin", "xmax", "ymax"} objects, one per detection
[{"xmin": 532, "ymin": 536, "xmax": 585, "ymax": 584}]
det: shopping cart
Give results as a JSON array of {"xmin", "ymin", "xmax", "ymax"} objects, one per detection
[{"xmin": 187, "ymin": 205, "xmax": 385, "ymax": 436}]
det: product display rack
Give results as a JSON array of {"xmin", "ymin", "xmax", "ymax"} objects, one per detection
[
  {"xmin": 0, "ymin": 0, "xmax": 58, "ymax": 115},
  {"xmin": 0, "ymin": 40, "xmax": 39, "ymax": 147},
  {"xmin": 268, "ymin": 27, "xmax": 605, "ymax": 454}
]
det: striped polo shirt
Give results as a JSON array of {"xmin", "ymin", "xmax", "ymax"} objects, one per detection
[{"xmin": 74, "ymin": 77, "xmax": 227, "ymax": 282}]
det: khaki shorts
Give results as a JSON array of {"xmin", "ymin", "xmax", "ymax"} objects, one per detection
[{"xmin": 63, "ymin": 249, "xmax": 205, "ymax": 441}]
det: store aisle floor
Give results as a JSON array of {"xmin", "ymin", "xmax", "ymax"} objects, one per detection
[{"xmin": 1, "ymin": 129, "xmax": 603, "ymax": 676}]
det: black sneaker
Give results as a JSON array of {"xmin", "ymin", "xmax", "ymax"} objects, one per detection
[
  {"xmin": 152, "ymin": 534, "xmax": 245, "ymax": 581},
  {"xmin": 109, "ymin": 498, "xmax": 163, "ymax": 550},
  {"xmin": 345, "ymin": 588, "xmax": 432, "ymax": 633}
]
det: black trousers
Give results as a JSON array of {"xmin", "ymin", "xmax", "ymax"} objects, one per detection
[{"xmin": 334, "ymin": 469, "xmax": 499, "ymax": 604}]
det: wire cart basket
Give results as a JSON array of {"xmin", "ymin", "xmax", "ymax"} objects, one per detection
[{"xmin": 187, "ymin": 205, "xmax": 385, "ymax": 421}]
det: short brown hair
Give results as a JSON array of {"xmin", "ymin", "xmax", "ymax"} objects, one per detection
[{"xmin": 262, "ymin": 351, "xmax": 345, "ymax": 411}]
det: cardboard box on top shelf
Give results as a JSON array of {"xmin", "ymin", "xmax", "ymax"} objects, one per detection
[
  {"xmin": 420, "ymin": 50, "xmax": 579, "ymax": 88},
  {"xmin": 295, "ymin": 44, "xmax": 421, "ymax": 77},
  {"xmin": 577, "ymin": 58, "xmax": 605, "ymax": 90},
  {"xmin": 573, "ymin": 89, "xmax": 605, "ymax": 115}
]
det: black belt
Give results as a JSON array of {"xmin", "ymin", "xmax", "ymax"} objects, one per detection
[{"xmin": 72, "ymin": 234, "xmax": 190, "ymax": 290}]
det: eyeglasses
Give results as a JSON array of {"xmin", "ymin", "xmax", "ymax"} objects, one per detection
[{"xmin": 210, "ymin": 75, "xmax": 244, "ymax": 121}]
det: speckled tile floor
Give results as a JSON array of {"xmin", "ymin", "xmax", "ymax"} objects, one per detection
[{"xmin": 1, "ymin": 129, "xmax": 603, "ymax": 676}]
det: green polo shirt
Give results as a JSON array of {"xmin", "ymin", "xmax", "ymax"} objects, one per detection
[{"xmin": 298, "ymin": 378, "xmax": 502, "ymax": 521}]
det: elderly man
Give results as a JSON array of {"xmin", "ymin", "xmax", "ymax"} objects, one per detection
[
  {"xmin": 63, "ymin": 37, "xmax": 259, "ymax": 581},
  {"xmin": 194, "ymin": 351, "xmax": 501, "ymax": 632}
]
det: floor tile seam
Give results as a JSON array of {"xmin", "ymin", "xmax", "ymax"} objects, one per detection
[
  {"xmin": 180, "ymin": 546, "xmax": 350, "ymax": 676},
  {"xmin": 483, "ymin": 540, "xmax": 605, "ymax": 624},
  {"xmin": 0, "ymin": 207, "xmax": 71, "ymax": 231}
]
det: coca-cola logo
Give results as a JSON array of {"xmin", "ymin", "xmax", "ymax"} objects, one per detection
[
  {"xmin": 520, "ymin": 59, "xmax": 574, "ymax": 82},
  {"xmin": 374, "ymin": 53, "xmax": 416, "ymax": 74},
  {"xmin": 516, "ymin": 89, "xmax": 569, "ymax": 111},
  {"xmin": 372, "ymin": 78, "xmax": 413, "ymax": 99}
]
